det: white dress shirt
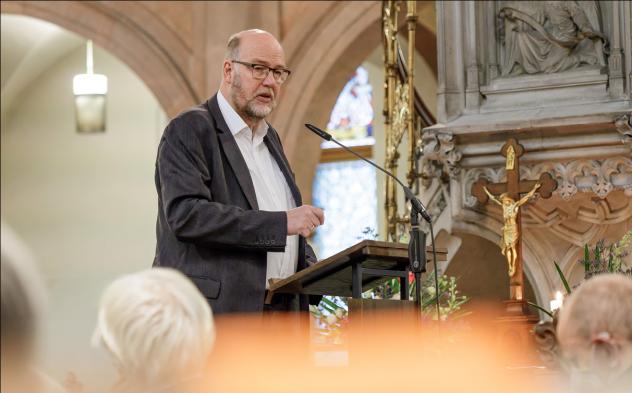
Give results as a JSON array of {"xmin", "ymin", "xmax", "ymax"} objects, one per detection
[{"xmin": 217, "ymin": 92, "xmax": 298, "ymax": 288}]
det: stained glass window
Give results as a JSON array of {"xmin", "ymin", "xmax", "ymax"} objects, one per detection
[
  {"xmin": 311, "ymin": 65, "xmax": 378, "ymax": 260},
  {"xmin": 323, "ymin": 66, "xmax": 374, "ymax": 148},
  {"xmin": 312, "ymin": 160, "xmax": 377, "ymax": 259}
]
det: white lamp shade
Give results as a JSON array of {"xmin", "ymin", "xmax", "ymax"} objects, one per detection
[{"xmin": 73, "ymin": 73, "xmax": 108, "ymax": 95}]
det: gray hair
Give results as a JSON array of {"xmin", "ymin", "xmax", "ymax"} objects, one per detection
[
  {"xmin": 1, "ymin": 222, "xmax": 45, "ymax": 358},
  {"xmin": 93, "ymin": 268, "xmax": 215, "ymax": 384},
  {"xmin": 225, "ymin": 33, "xmax": 240, "ymax": 59}
]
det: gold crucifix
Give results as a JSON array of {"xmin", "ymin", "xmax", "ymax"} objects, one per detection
[
  {"xmin": 483, "ymin": 182, "xmax": 541, "ymax": 277},
  {"xmin": 471, "ymin": 138, "xmax": 557, "ymax": 301}
]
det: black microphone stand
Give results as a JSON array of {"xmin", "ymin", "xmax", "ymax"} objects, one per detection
[
  {"xmin": 305, "ymin": 123, "xmax": 441, "ymax": 323},
  {"xmin": 408, "ymin": 206, "xmax": 426, "ymax": 314}
]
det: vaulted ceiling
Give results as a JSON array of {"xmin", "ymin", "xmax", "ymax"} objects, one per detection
[{"xmin": 1, "ymin": 14, "xmax": 83, "ymax": 123}]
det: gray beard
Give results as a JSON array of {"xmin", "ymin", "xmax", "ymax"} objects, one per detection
[
  {"xmin": 232, "ymin": 73, "xmax": 276, "ymax": 120},
  {"xmin": 245, "ymin": 101, "xmax": 273, "ymax": 119}
]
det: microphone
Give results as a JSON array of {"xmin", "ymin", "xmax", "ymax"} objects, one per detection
[{"xmin": 305, "ymin": 123, "xmax": 432, "ymax": 223}]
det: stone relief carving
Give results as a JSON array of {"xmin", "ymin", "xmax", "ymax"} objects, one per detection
[
  {"xmin": 498, "ymin": 1, "xmax": 609, "ymax": 76},
  {"xmin": 420, "ymin": 131, "xmax": 463, "ymax": 187},
  {"xmin": 464, "ymin": 158, "xmax": 632, "ymax": 208},
  {"xmin": 527, "ymin": 159, "xmax": 632, "ymax": 199},
  {"xmin": 463, "ymin": 167, "xmax": 506, "ymax": 208},
  {"xmin": 615, "ymin": 113, "xmax": 632, "ymax": 146},
  {"xmin": 429, "ymin": 191, "xmax": 447, "ymax": 224},
  {"xmin": 526, "ymin": 196, "xmax": 632, "ymax": 248},
  {"xmin": 419, "ymin": 189, "xmax": 448, "ymax": 233}
]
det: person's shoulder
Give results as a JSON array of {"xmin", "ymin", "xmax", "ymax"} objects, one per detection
[
  {"xmin": 171, "ymin": 102, "xmax": 213, "ymax": 130},
  {"xmin": 163, "ymin": 102, "xmax": 216, "ymax": 142}
]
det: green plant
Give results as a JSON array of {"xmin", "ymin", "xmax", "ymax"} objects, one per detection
[
  {"xmin": 310, "ymin": 226, "xmax": 469, "ymax": 341},
  {"xmin": 580, "ymin": 231, "xmax": 632, "ymax": 279},
  {"xmin": 368, "ymin": 273, "xmax": 469, "ymax": 321},
  {"xmin": 527, "ymin": 261, "xmax": 567, "ymax": 319},
  {"xmin": 527, "ymin": 230, "xmax": 632, "ymax": 318},
  {"xmin": 360, "ymin": 223, "xmax": 469, "ymax": 320}
]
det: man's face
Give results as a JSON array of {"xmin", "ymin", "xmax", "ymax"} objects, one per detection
[{"xmin": 226, "ymin": 33, "xmax": 286, "ymax": 121}]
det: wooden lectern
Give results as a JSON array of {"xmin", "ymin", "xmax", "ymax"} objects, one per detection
[{"xmin": 268, "ymin": 240, "xmax": 447, "ymax": 315}]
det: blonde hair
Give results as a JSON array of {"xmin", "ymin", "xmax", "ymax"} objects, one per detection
[{"xmin": 93, "ymin": 268, "xmax": 215, "ymax": 385}]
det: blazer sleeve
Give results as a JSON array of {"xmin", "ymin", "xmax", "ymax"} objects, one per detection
[{"xmin": 157, "ymin": 116, "xmax": 287, "ymax": 251}]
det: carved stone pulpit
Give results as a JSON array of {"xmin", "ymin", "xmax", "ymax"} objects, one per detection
[{"xmin": 415, "ymin": 2, "xmax": 631, "ymax": 322}]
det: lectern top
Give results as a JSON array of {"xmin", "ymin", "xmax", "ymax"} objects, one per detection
[{"xmin": 268, "ymin": 240, "xmax": 446, "ymax": 298}]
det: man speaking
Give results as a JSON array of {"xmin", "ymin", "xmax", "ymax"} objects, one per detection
[{"xmin": 153, "ymin": 29, "xmax": 324, "ymax": 313}]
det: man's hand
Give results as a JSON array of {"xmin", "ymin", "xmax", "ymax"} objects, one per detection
[{"xmin": 287, "ymin": 205, "xmax": 325, "ymax": 237}]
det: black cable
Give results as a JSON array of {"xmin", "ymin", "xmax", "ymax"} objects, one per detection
[
  {"xmin": 305, "ymin": 123, "xmax": 436, "ymax": 321},
  {"xmin": 330, "ymin": 132, "xmax": 438, "ymax": 318},
  {"xmin": 305, "ymin": 123, "xmax": 432, "ymax": 222},
  {"xmin": 429, "ymin": 222, "xmax": 440, "ymax": 321},
  {"xmin": 415, "ymin": 271, "xmax": 422, "ymax": 310}
]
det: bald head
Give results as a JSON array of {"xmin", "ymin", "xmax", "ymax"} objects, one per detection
[
  {"xmin": 557, "ymin": 274, "xmax": 632, "ymax": 383},
  {"xmin": 225, "ymin": 29, "xmax": 284, "ymax": 61}
]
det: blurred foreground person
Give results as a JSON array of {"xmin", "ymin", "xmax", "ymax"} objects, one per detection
[
  {"xmin": 207, "ymin": 306, "xmax": 555, "ymax": 393},
  {"xmin": 557, "ymin": 274, "xmax": 632, "ymax": 393},
  {"xmin": 1, "ymin": 231, "xmax": 65, "ymax": 393},
  {"xmin": 93, "ymin": 268, "xmax": 215, "ymax": 393}
]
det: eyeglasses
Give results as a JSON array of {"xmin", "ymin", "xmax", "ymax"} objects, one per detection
[{"xmin": 231, "ymin": 60, "xmax": 291, "ymax": 84}]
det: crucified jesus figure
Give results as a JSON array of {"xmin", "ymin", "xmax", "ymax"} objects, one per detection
[{"xmin": 484, "ymin": 182, "xmax": 541, "ymax": 277}]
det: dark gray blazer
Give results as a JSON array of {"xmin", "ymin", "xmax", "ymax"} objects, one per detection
[{"xmin": 153, "ymin": 94, "xmax": 317, "ymax": 314}]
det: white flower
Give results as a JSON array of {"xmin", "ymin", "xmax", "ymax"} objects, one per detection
[{"xmin": 326, "ymin": 314, "xmax": 337, "ymax": 325}]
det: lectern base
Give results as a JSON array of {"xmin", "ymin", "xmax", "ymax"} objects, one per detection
[{"xmin": 348, "ymin": 298, "xmax": 418, "ymax": 325}]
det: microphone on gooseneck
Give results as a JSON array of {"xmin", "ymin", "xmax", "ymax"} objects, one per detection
[{"xmin": 305, "ymin": 123, "xmax": 432, "ymax": 223}]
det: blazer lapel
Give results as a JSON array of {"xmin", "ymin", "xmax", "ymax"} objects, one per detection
[
  {"xmin": 207, "ymin": 96, "xmax": 259, "ymax": 210},
  {"xmin": 264, "ymin": 130, "xmax": 302, "ymax": 206}
]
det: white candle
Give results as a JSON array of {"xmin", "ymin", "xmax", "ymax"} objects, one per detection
[{"xmin": 549, "ymin": 291, "xmax": 564, "ymax": 312}]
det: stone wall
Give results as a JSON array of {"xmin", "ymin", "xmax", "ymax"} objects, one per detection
[
  {"xmin": 422, "ymin": 1, "xmax": 632, "ymax": 306},
  {"xmin": 1, "ymin": 1, "xmax": 440, "ymax": 202}
]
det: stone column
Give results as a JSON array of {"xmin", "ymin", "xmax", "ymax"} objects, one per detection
[
  {"xmin": 608, "ymin": 1, "xmax": 625, "ymax": 98},
  {"xmin": 435, "ymin": 1, "xmax": 465, "ymax": 122},
  {"xmin": 464, "ymin": 1, "xmax": 481, "ymax": 112}
]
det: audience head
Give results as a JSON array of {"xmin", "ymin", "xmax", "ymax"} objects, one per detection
[
  {"xmin": 93, "ymin": 267, "xmax": 215, "ymax": 391},
  {"xmin": 1, "ymin": 251, "xmax": 40, "ymax": 360},
  {"xmin": 557, "ymin": 274, "xmax": 632, "ymax": 391},
  {"xmin": 1, "ymin": 224, "xmax": 49, "ymax": 392}
]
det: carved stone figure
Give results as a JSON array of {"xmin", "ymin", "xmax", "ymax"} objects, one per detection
[
  {"xmin": 420, "ymin": 131, "xmax": 462, "ymax": 187},
  {"xmin": 499, "ymin": 1, "xmax": 608, "ymax": 76},
  {"xmin": 484, "ymin": 182, "xmax": 541, "ymax": 277},
  {"xmin": 615, "ymin": 114, "xmax": 632, "ymax": 146}
]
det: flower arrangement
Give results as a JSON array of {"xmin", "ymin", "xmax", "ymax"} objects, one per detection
[
  {"xmin": 532, "ymin": 231, "xmax": 632, "ymax": 370},
  {"xmin": 581, "ymin": 231, "xmax": 632, "ymax": 279},
  {"xmin": 367, "ymin": 273, "xmax": 469, "ymax": 321},
  {"xmin": 309, "ymin": 227, "xmax": 469, "ymax": 344},
  {"xmin": 529, "ymin": 230, "xmax": 632, "ymax": 318}
]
